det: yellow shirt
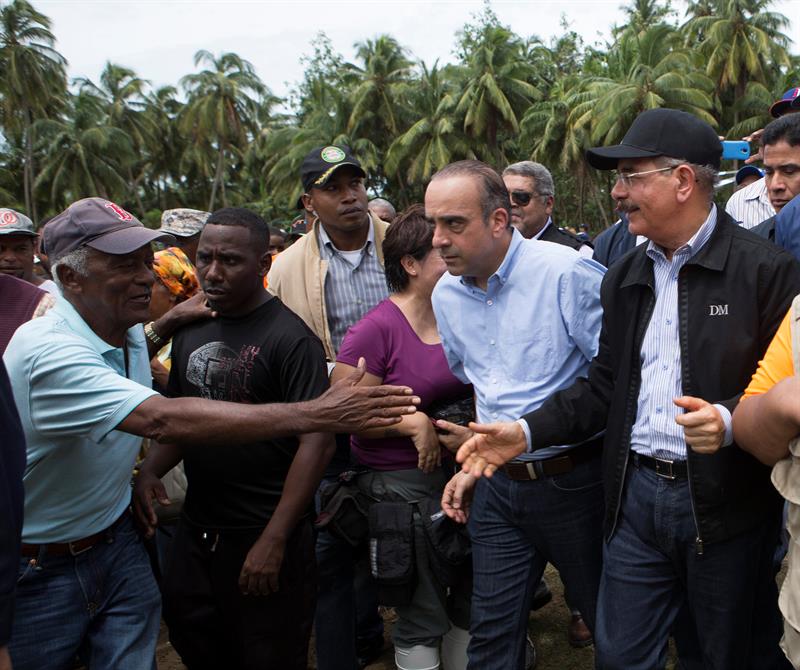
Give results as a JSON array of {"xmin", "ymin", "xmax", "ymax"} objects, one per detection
[{"xmin": 743, "ymin": 308, "xmax": 793, "ymax": 398}]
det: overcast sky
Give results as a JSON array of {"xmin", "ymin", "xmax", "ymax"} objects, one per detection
[{"xmin": 37, "ymin": 0, "xmax": 800, "ymax": 101}]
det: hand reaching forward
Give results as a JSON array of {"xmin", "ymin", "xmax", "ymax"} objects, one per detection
[
  {"xmin": 314, "ymin": 358, "xmax": 420, "ymax": 433},
  {"xmin": 456, "ymin": 421, "xmax": 528, "ymax": 478}
]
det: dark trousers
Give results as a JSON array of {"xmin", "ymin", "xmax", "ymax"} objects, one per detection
[
  {"xmin": 314, "ymin": 464, "xmax": 383, "ymax": 670},
  {"xmin": 467, "ymin": 453, "xmax": 605, "ymax": 670},
  {"xmin": 162, "ymin": 518, "xmax": 316, "ymax": 670},
  {"xmin": 596, "ymin": 461, "xmax": 785, "ymax": 670}
]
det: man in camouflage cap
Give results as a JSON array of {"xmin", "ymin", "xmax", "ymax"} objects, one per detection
[
  {"xmin": 159, "ymin": 208, "xmax": 210, "ymax": 265},
  {"xmin": 0, "ymin": 208, "xmax": 54, "ymax": 292}
]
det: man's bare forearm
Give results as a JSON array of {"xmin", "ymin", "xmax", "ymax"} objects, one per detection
[
  {"xmin": 733, "ymin": 377, "xmax": 800, "ymax": 466},
  {"xmin": 139, "ymin": 442, "xmax": 185, "ymax": 479},
  {"xmin": 122, "ymin": 395, "xmax": 333, "ymax": 445},
  {"xmin": 262, "ymin": 433, "xmax": 335, "ymax": 541}
]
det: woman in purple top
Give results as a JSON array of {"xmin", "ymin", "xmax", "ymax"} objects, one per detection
[{"xmin": 334, "ymin": 205, "xmax": 472, "ymax": 670}]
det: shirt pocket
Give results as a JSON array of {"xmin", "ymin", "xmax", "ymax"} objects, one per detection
[{"xmin": 499, "ymin": 321, "xmax": 556, "ymax": 383}]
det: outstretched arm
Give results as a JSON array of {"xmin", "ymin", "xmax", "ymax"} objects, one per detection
[{"xmin": 119, "ymin": 359, "xmax": 420, "ymax": 444}]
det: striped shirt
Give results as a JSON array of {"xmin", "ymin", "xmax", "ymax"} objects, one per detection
[
  {"xmin": 725, "ymin": 178, "xmax": 774, "ymax": 229},
  {"xmin": 630, "ymin": 206, "xmax": 732, "ymax": 461},
  {"xmin": 318, "ymin": 223, "xmax": 388, "ymax": 354}
]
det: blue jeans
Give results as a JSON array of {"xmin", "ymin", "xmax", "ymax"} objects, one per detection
[
  {"xmin": 314, "ymin": 481, "xmax": 383, "ymax": 670},
  {"xmin": 10, "ymin": 514, "xmax": 161, "ymax": 670},
  {"xmin": 596, "ymin": 461, "xmax": 784, "ymax": 670},
  {"xmin": 467, "ymin": 454, "xmax": 604, "ymax": 670}
]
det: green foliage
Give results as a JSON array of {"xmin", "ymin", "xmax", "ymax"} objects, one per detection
[{"xmin": 0, "ymin": 0, "xmax": 796, "ymax": 233}]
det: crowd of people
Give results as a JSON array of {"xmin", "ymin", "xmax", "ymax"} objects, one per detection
[{"xmin": 1, "ymin": 84, "xmax": 800, "ymax": 670}]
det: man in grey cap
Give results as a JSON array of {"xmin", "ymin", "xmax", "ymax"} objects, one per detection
[
  {"xmin": 2, "ymin": 197, "xmax": 419, "ymax": 670},
  {"xmin": 453, "ymin": 109, "xmax": 800, "ymax": 669},
  {"xmin": 159, "ymin": 208, "xmax": 210, "ymax": 265},
  {"xmin": 0, "ymin": 208, "xmax": 55, "ymax": 292}
]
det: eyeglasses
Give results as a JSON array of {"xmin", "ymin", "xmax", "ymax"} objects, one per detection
[
  {"xmin": 614, "ymin": 166, "xmax": 678, "ymax": 187},
  {"xmin": 509, "ymin": 190, "xmax": 550, "ymax": 206}
]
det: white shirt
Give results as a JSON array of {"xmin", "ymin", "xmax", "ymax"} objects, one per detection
[{"xmin": 725, "ymin": 178, "xmax": 774, "ymax": 229}]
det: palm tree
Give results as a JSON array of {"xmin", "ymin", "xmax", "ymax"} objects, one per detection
[
  {"xmin": 0, "ymin": 0, "xmax": 67, "ymax": 220},
  {"xmin": 179, "ymin": 50, "xmax": 266, "ymax": 210},
  {"xmin": 576, "ymin": 24, "xmax": 716, "ymax": 147},
  {"xmin": 385, "ymin": 61, "xmax": 472, "ymax": 197},
  {"xmin": 617, "ymin": 0, "xmax": 675, "ymax": 37},
  {"xmin": 78, "ymin": 63, "xmax": 156, "ymax": 213},
  {"xmin": 456, "ymin": 25, "xmax": 542, "ymax": 165},
  {"xmin": 142, "ymin": 85, "xmax": 185, "ymax": 210},
  {"xmin": 34, "ymin": 91, "xmax": 134, "ymax": 209},
  {"xmin": 682, "ymin": 0, "xmax": 791, "ymax": 116},
  {"xmin": 347, "ymin": 36, "xmax": 412, "ymax": 141},
  {"xmin": 521, "ymin": 76, "xmax": 613, "ymax": 226}
]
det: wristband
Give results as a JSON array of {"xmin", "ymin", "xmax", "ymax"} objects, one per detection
[{"xmin": 144, "ymin": 322, "xmax": 166, "ymax": 349}]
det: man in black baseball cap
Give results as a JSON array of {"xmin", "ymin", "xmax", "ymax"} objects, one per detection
[
  {"xmin": 269, "ymin": 145, "xmax": 390, "ymax": 670},
  {"xmin": 585, "ymin": 107, "xmax": 722, "ymax": 171},
  {"xmin": 454, "ymin": 107, "xmax": 800, "ymax": 669}
]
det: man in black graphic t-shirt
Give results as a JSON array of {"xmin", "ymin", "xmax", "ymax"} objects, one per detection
[{"xmin": 135, "ymin": 207, "xmax": 334, "ymax": 670}]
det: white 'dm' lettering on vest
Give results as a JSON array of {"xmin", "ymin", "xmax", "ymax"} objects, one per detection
[{"xmin": 709, "ymin": 304, "xmax": 728, "ymax": 316}]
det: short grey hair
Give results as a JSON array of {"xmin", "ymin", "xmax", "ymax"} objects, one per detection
[
  {"xmin": 52, "ymin": 246, "xmax": 91, "ymax": 289},
  {"xmin": 502, "ymin": 161, "xmax": 555, "ymax": 198},
  {"xmin": 368, "ymin": 198, "xmax": 396, "ymax": 219},
  {"xmin": 656, "ymin": 157, "xmax": 719, "ymax": 201}
]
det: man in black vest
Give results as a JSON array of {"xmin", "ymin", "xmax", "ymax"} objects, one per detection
[{"xmin": 502, "ymin": 161, "xmax": 592, "ymax": 256}]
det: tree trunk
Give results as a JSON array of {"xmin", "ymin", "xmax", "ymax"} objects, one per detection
[
  {"xmin": 128, "ymin": 166, "xmax": 145, "ymax": 216},
  {"xmin": 23, "ymin": 109, "xmax": 34, "ymax": 220},
  {"xmin": 588, "ymin": 175, "xmax": 611, "ymax": 228},
  {"xmin": 209, "ymin": 145, "xmax": 225, "ymax": 211},
  {"xmin": 487, "ymin": 114, "xmax": 499, "ymax": 167}
]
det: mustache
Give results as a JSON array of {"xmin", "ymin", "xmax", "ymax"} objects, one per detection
[{"xmin": 615, "ymin": 200, "xmax": 638, "ymax": 214}]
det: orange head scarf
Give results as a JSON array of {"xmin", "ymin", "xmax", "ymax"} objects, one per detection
[{"xmin": 152, "ymin": 247, "xmax": 199, "ymax": 301}]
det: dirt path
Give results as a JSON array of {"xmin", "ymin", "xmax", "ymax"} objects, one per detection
[{"xmin": 156, "ymin": 564, "xmax": 598, "ymax": 670}]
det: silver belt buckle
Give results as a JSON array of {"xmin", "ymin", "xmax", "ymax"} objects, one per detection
[
  {"xmin": 525, "ymin": 462, "xmax": 539, "ymax": 480},
  {"xmin": 653, "ymin": 457, "xmax": 676, "ymax": 480}
]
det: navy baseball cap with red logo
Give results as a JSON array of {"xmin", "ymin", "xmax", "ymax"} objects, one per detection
[
  {"xmin": 770, "ymin": 87, "xmax": 800, "ymax": 118},
  {"xmin": 43, "ymin": 197, "xmax": 174, "ymax": 262}
]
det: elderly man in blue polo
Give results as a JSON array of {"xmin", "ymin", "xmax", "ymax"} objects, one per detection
[{"xmin": 2, "ymin": 197, "xmax": 420, "ymax": 670}]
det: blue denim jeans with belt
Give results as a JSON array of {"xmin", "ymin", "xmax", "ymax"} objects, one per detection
[
  {"xmin": 467, "ymin": 454, "xmax": 604, "ymax": 670},
  {"xmin": 596, "ymin": 460, "xmax": 785, "ymax": 670},
  {"xmin": 9, "ymin": 514, "xmax": 161, "ymax": 670}
]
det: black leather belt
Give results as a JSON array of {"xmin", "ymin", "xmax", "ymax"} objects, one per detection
[
  {"xmin": 631, "ymin": 452, "xmax": 688, "ymax": 480},
  {"xmin": 500, "ymin": 441, "xmax": 600, "ymax": 481},
  {"xmin": 21, "ymin": 511, "xmax": 128, "ymax": 558}
]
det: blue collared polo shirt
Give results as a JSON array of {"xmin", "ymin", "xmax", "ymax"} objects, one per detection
[{"xmin": 3, "ymin": 298, "xmax": 158, "ymax": 543}]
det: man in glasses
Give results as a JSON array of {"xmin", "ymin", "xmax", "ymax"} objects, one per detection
[
  {"xmin": 502, "ymin": 162, "xmax": 593, "ymax": 257},
  {"xmin": 455, "ymin": 108, "xmax": 800, "ymax": 669}
]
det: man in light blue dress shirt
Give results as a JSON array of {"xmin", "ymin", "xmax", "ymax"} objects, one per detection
[{"xmin": 429, "ymin": 160, "xmax": 606, "ymax": 670}]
